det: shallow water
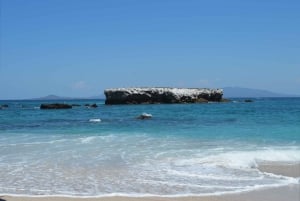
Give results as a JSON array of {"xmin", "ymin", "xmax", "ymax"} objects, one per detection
[{"xmin": 0, "ymin": 98, "xmax": 299, "ymax": 196}]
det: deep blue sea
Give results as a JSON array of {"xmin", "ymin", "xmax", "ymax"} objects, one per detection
[{"xmin": 0, "ymin": 98, "xmax": 299, "ymax": 196}]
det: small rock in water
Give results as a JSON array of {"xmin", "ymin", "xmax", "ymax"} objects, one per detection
[
  {"xmin": 90, "ymin": 103, "xmax": 98, "ymax": 108},
  {"xmin": 85, "ymin": 103, "xmax": 98, "ymax": 108},
  {"xmin": 137, "ymin": 113, "xmax": 152, "ymax": 120},
  {"xmin": 1, "ymin": 104, "xmax": 9, "ymax": 108},
  {"xmin": 40, "ymin": 103, "xmax": 72, "ymax": 109},
  {"xmin": 244, "ymin": 99, "xmax": 254, "ymax": 103}
]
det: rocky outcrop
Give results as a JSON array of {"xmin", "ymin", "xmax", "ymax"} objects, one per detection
[
  {"xmin": 104, "ymin": 87, "xmax": 223, "ymax": 104},
  {"xmin": 40, "ymin": 103, "xmax": 72, "ymax": 109}
]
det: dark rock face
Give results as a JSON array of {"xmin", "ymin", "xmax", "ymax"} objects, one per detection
[
  {"xmin": 40, "ymin": 103, "xmax": 72, "ymax": 109},
  {"xmin": 104, "ymin": 88, "xmax": 223, "ymax": 105}
]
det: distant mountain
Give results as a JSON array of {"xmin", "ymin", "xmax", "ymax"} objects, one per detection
[
  {"xmin": 32, "ymin": 95, "xmax": 73, "ymax": 100},
  {"xmin": 32, "ymin": 94, "xmax": 104, "ymax": 100},
  {"xmin": 23, "ymin": 89, "xmax": 300, "ymax": 100},
  {"xmin": 223, "ymin": 87, "xmax": 297, "ymax": 98}
]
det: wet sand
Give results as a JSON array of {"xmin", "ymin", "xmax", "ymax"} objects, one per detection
[
  {"xmin": 257, "ymin": 162, "xmax": 300, "ymax": 177},
  {"xmin": 2, "ymin": 163, "xmax": 300, "ymax": 201}
]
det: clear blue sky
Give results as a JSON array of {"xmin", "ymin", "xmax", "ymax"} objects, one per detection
[{"xmin": 1, "ymin": 0, "xmax": 299, "ymax": 99}]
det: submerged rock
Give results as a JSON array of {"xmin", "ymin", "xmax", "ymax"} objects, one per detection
[
  {"xmin": 40, "ymin": 103, "xmax": 72, "ymax": 109},
  {"xmin": 90, "ymin": 103, "xmax": 98, "ymax": 108},
  {"xmin": 85, "ymin": 103, "xmax": 98, "ymax": 108},
  {"xmin": 104, "ymin": 87, "xmax": 223, "ymax": 104},
  {"xmin": 244, "ymin": 99, "xmax": 254, "ymax": 103},
  {"xmin": 0, "ymin": 104, "xmax": 8, "ymax": 109}
]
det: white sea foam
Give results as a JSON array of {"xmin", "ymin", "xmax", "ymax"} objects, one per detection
[
  {"xmin": 89, "ymin": 118, "xmax": 101, "ymax": 122},
  {"xmin": 1, "ymin": 133, "xmax": 299, "ymax": 196},
  {"xmin": 78, "ymin": 134, "xmax": 117, "ymax": 144},
  {"xmin": 0, "ymin": 181, "xmax": 298, "ymax": 198},
  {"xmin": 165, "ymin": 169, "xmax": 265, "ymax": 181},
  {"xmin": 80, "ymin": 136, "xmax": 97, "ymax": 144},
  {"xmin": 168, "ymin": 148, "xmax": 300, "ymax": 170},
  {"xmin": 197, "ymin": 148, "xmax": 300, "ymax": 169}
]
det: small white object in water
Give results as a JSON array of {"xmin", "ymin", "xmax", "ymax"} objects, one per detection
[
  {"xmin": 137, "ymin": 113, "xmax": 152, "ymax": 119},
  {"xmin": 89, "ymin": 118, "xmax": 101, "ymax": 122}
]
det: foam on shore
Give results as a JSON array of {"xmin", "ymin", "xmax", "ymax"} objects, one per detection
[{"xmin": 2, "ymin": 184, "xmax": 300, "ymax": 201}]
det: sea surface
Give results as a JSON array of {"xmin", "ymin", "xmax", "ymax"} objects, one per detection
[{"xmin": 0, "ymin": 98, "xmax": 299, "ymax": 197}]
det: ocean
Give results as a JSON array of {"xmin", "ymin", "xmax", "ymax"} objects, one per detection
[{"xmin": 0, "ymin": 98, "xmax": 299, "ymax": 197}]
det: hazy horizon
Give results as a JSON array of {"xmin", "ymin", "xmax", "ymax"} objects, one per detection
[
  {"xmin": 0, "ymin": 86, "xmax": 299, "ymax": 100},
  {"xmin": 1, "ymin": 0, "xmax": 299, "ymax": 99}
]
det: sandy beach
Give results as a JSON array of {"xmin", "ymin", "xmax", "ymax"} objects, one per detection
[
  {"xmin": 2, "ymin": 163, "xmax": 299, "ymax": 201},
  {"xmin": 257, "ymin": 162, "xmax": 300, "ymax": 178},
  {"xmin": 2, "ymin": 184, "xmax": 299, "ymax": 201}
]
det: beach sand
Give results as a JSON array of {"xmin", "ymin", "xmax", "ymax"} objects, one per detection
[
  {"xmin": 257, "ymin": 162, "xmax": 300, "ymax": 177},
  {"xmin": 2, "ymin": 163, "xmax": 300, "ymax": 201}
]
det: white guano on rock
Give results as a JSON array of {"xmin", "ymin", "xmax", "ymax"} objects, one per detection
[{"xmin": 104, "ymin": 87, "xmax": 223, "ymax": 104}]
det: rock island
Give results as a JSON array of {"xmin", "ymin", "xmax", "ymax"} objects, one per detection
[{"xmin": 104, "ymin": 87, "xmax": 223, "ymax": 104}]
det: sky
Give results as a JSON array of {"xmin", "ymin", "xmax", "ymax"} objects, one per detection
[{"xmin": 0, "ymin": 0, "xmax": 300, "ymax": 99}]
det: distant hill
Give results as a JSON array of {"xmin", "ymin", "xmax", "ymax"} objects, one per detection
[
  {"xmin": 223, "ymin": 87, "xmax": 297, "ymax": 98},
  {"xmin": 32, "ymin": 94, "xmax": 104, "ymax": 100},
  {"xmin": 19, "ymin": 89, "xmax": 300, "ymax": 100},
  {"xmin": 32, "ymin": 95, "xmax": 74, "ymax": 100}
]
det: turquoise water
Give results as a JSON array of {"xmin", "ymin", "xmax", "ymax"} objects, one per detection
[{"xmin": 0, "ymin": 98, "xmax": 299, "ymax": 196}]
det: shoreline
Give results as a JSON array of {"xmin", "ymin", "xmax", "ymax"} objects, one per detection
[
  {"xmin": 2, "ymin": 184, "xmax": 299, "ymax": 201},
  {"xmin": 2, "ymin": 163, "xmax": 300, "ymax": 201}
]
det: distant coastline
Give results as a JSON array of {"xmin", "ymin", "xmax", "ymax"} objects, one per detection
[
  {"xmin": 0, "ymin": 87, "xmax": 299, "ymax": 101},
  {"xmin": 223, "ymin": 87, "xmax": 299, "ymax": 98},
  {"xmin": 29, "ymin": 95, "xmax": 105, "ymax": 101}
]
